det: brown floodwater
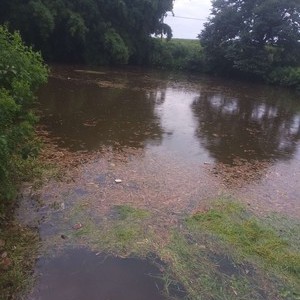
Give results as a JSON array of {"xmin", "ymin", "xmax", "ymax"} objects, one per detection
[
  {"xmin": 18, "ymin": 65, "xmax": 300, "ymax": 299},
  {"xmin": 39, "ymin": 65, "xmax": 300, "ymax": 162},
  {"xmin": 35, "ymin": 65, "xmax": 300, "ymax": 216}
]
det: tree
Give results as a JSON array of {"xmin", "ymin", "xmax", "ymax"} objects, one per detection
[
  {"xmin": 0, "ymin": 0, "xmax": 174, "ymax": 65},
  {"xmin": 199, "ymin": 0, "xmax": 300, "ymax": 79}
]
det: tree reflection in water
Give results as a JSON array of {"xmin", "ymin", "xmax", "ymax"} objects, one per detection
[
  {"xmin": 38, "ymin": 67, "xmax": 169, "ymax": 152},
  {"xmin": 192, "ymin": 87, "xmax": 300, "ymax": 185}
]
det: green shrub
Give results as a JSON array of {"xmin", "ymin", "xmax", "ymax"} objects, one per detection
[
  {"xmin": 0, "ymin": 26, "xmax": 48, "ymax": 209},
  {"xmin": 266, "ymin": 67, "xmax": 300, "ymax": 89},
  {"xmin": 149, "ymin": 38, "xmax": 204, "ymax": 71}
]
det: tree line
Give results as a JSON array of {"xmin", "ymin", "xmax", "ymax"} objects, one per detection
[
  {"xmin": 200, "ymin": 0, "xmax": 300, "ymax": 89},
  {"xmin": 0, "ymin": 0, "xmax": 173, "ymax": 65},
  {"xmin": 1, "ymin": 0, "xmax": 299, "ymax": 88}
]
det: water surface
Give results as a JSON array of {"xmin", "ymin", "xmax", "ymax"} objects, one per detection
[
  {"xmin": 39, "ymin": 65, "xmax": 300, "ymax": 163},
  {"xmin": 35, "ymin": 65, "xmax": 300, "ymax": 217},
  {"xmin": 29, "ymin": 249, "xmax": 166, "ymax": 300}
]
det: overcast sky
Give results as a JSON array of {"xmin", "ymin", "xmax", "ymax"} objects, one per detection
[{"xmin": 164, "ymin": 0, "xmax": 212, "ymax": 39}]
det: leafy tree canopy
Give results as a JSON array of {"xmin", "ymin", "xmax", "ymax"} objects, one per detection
[
  {"xmin": 199, "ymin": 0, "xmax": 300, "ymax": 78},
  {"xmin": 0, "ymin": 0, "xmax": 174, "ymax": 65}
]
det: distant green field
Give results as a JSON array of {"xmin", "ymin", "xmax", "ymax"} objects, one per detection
[{"xmin": 171, "ymin": 38, "xmax": 199, "ymax": 43}]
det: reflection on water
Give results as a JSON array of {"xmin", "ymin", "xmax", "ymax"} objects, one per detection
[
  {"xmin": 38, "ymin": 66, "xmax": 300, "ymax": 167},
  {"xmin": 38, "ymin": 77, "xmax": 163, "ymax": 151},
  {"xmin": 192, "ymin": 85, "xmax": 300, "ymax": 164}
]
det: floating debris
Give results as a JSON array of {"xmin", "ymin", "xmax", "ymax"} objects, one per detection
[{"xmin": 73, "ymin": 223, "xmax": 83, "ymax": 230}]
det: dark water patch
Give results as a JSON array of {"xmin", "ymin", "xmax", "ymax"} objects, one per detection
[
  {"xmin": 209, "ymin": 253, "xmax": 256, "ymax": 277},
  {"xmin": 29, "ymin": 248, "xmax": 168, "ymax": 300},
  {"xmin": 74, "ymin": 188, "xmax": 89, "ymax": 196},
  {"xmin": 125, "ymin": 181, "xmax": 140, "ymax": 191},
  {"xmin": 94, "ymin": 173, "xmax": 108, "ymax": 185}
]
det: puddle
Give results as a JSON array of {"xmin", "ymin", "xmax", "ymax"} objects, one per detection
[{"xmin": 29, "ymin": 248, "xmax": 167, "ymax": 300}]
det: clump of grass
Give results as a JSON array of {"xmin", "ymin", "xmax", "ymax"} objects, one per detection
[
  {"xmin": 0, "ymin": 223, "xmax": 39, "ymax": 299},
  {"xmin": 96, "ymin": 205, "xmax": 152, "ymax": 255},
  {"xmin": 187, "ymin": 201, "xmax": 300, "ymax": 276},
  {"xmin": 162, "ymin": 232, "xmax": 266, "ymax": 300},
  {"xmin": 67, "ymin": 204, "xmax": 154, "ymax": 257}
]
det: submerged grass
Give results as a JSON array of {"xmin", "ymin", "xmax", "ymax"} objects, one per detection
[
  {"xmin": 68, "ymin": 204, "xmax": 155, "ymax": 257},
  {"xmin": 114, "ymin": 204, "xmax": 150, "ymax": 220},
  {"xmin": 187, "ymin": 201, "xmax": 300, "ymax": 278}
]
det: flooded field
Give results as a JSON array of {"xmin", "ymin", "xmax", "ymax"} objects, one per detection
[{"xmin": 17, "ymin": 65, "xmax": 300, "ymax": 299}]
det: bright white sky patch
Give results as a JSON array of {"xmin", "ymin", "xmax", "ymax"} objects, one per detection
[{"xmin": 164, "ymin": 0, "xmax": 212, "ymax": 39}]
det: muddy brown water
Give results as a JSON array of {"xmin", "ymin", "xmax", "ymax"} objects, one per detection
[
  {"xmin": 29, "ymin": 249, "xmax": 167, "ymax": 300},
  {"xmin": 35, "ymin": 65, "xmax": 300, "ymax": 216},
  {"xmin": 18, "ymin": 65, "xmax": 300, "ymax": 299}
]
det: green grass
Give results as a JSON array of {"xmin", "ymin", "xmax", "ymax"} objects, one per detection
[
  {"xmin": 0, "ymin": 224, "xmax": 39, "ymax": 300},
  {"xmin": 67, "ymin": 204, "xmax": 154, "ymax": 256},
  {"xmin": 114, "ymin": 204, "xmax": 150, "ymax": 220},
  {"xmin": 185, "ymin": 200, "xmax": 300, "ymax": 299},
  {"xmin": 162, "ymin": 231, "xmax": 273, "ymax": 300},
  {"xmin": 187, "ymin": 201, "xmax": 300, "ymax": 276}
]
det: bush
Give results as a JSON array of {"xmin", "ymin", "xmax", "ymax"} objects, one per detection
[
  {"xmin": 149, "ymin": 38, "xmax": 204, "ymax": 71},
  {"xmin": 0, "ymin": 26, "xmax": 48, "ymax": 210},
  {"xmin": 266, "ymin": 67, "xmax": 300, "ymax": 90}
]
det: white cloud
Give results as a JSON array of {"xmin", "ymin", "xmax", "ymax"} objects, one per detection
[{"xmin": 165, "ymin": 0, "xmax": 212, "ymax": 39}]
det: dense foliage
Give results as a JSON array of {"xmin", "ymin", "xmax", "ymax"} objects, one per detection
[
  {"xmin": 199, "ymin": 0, "xmax": 300, "ymax": 88},
  {"xmin": 150, "ymin": 38, "xmax": 203, "ymax": 71},
  {"xmin": 0, "ymin": 26, "xmax": 48, "ymax": 208},
  {"xmin": 0, "ymin": 0, "xmax": 174, "ymax": 65},
  {"xmin": 1, "ymin": 0, "xmax": 299, "ymax": 90}
]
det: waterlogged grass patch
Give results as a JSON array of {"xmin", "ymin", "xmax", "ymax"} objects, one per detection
[
  {"xmin": 163, "ymin": 232, "xmax": 269, "ymax": 300},
  {"xmin": 186, "ymin": 200, "xmax": 300, "ymax": 298},
  {"xmin": 0, "ymin": 224, "xmax": 39, "ymax": 300},
  {"xmin": 67, "ymin": 204, "xmax": 155, "ymax": 257},
  {"xmin": 94, "ymin": 205, "xmax": 154, "ymax": 256},
  {"xmin": 114, "ymin": 204, "xmax": 150, "ymax": 220}
]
